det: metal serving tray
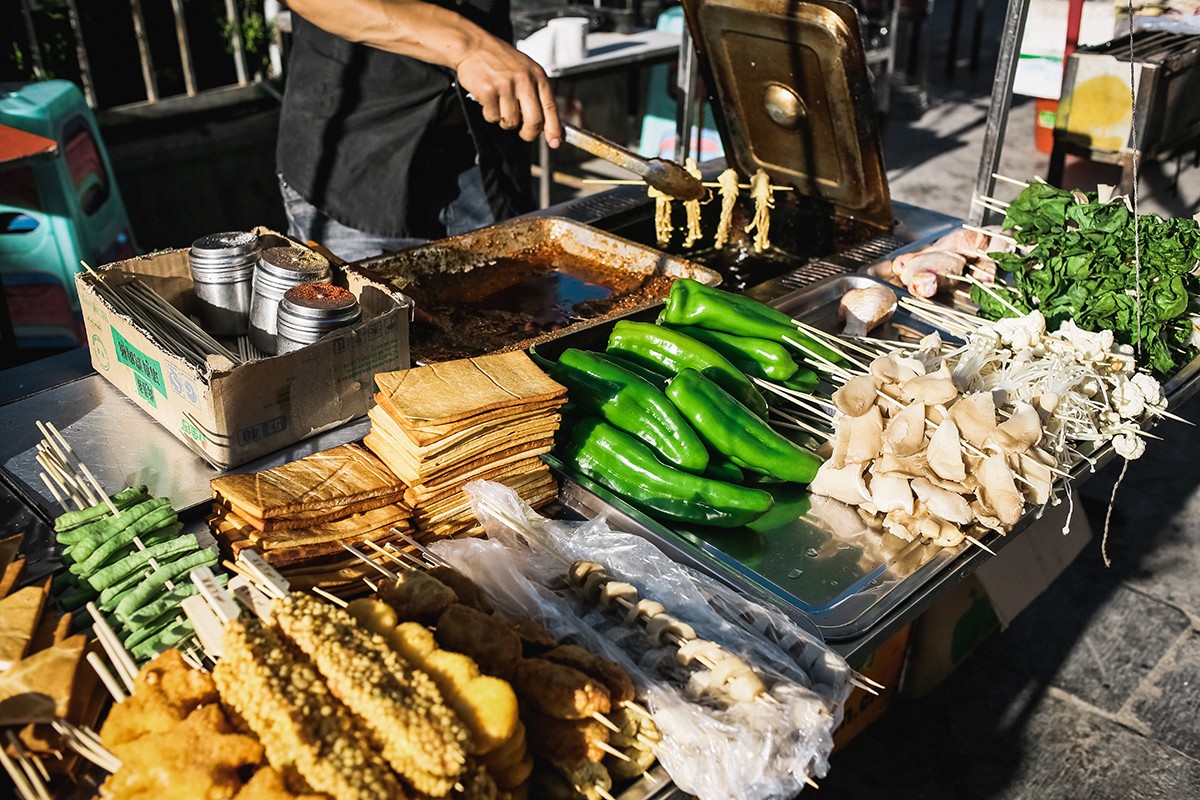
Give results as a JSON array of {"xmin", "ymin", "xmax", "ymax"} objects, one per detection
[{"xmin": 545, "ymin": 273, "xmax": 972, "ymax": 641}]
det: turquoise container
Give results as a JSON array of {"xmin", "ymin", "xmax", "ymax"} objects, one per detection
[{"xmin": 0, "ymin": 81, "xmax": 136, "ymax": 349}]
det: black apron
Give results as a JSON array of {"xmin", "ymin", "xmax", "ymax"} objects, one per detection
[{"xmin": 277, "ymin": 2, "xmax": 533, "ymax": 238}]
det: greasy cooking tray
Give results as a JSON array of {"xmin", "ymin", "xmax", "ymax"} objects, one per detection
[
  {"xmin": 540, "ymin": 274, "xmax": 969, "ymax": 640},
  {"xmin": 346, "ymin": 216, "xmax": 720, "ymax": 362}
]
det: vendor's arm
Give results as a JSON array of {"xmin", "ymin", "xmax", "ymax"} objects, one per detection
[{"xmin": 287, "ymin": 0, "xmax": 562, "ymax": 147}]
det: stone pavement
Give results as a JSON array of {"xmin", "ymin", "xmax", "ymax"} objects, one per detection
[{"xmin": 815, "ymin": 3, "xmax": 1200, "ymax": 798}]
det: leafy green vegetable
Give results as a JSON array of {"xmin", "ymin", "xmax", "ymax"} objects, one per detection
[{"xmin": 973, "ymin": 183, "xmax": 1200, "ymax": 375}]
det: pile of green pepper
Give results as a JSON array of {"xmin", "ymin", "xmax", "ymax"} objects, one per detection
[{"xmin": 547, "ymin": 279, "xmax": 831, "ymax": 529}]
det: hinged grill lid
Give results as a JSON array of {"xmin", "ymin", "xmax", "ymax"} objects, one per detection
[{"xmin": 680, "ymin": 0, "xmax": 892, "ymax": 232}]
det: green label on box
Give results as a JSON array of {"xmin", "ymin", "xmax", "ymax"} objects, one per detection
[
  {"xmin": 133, "ymin": 373, "xmax": 158, "ymax": 408},
  {"xmin": 112, "ymin": 327, "xmax": 166, "ymax": 398},
  {"xmin": 180, "ymin": 417, "xmax": 206, "ymax": 443}
]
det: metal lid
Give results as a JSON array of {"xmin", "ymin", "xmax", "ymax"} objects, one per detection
[
  {"xmin": 190, "ymin": 231, "xmax": 259, "ymax": 258},
  {"xmin": 279, "ymin": 283, "xmax": 360, "ymax": 323},
  {"xmin": 258, "ymin": 246, "xmax": 331, "ymax": 281},
  {"xmin": 680, "ymin": 0, "xmax": 892, "ymax": 231}
]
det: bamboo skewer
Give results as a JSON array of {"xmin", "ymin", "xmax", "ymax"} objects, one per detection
[
  {"xmin": 87, "ymin": 651, "xmax": 128, "ymax": 703},
  {"xmin": 311, "ymin": 585, "xmax": 349, "ymax": 608},
  {"xmin": 85, "ymin": 603, "xmax": 137, "ymax": 693}
]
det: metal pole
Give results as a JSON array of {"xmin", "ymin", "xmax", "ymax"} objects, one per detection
[
  {"xmin": 170, "ymin": 0, "xmax": 199, "ymax": 96},
  {"xmin": 968, "ymin": 0, "xmax": 1031, "ymax": 225},
  {"xmin": 223, "ymin": 0, "xmax": 250, "ymax": 85},
  {"xmin": 64, "ymin": 0, "xmax": 97, "ymax": 108},
  {"xmin": 675, "ymin": 26, "xmax": 700, "ymax": 165},
  {"xmin": 129, "ymin": 0, "xmax": 159, "ymax": 102},
  {"xmin": 18, "ymin": 0, "xmax": 46, "ymax": 80}
]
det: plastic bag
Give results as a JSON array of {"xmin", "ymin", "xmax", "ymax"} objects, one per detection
[{"xmin": 427, "ymin": 480, "xmax": 854, "ymax": 800}]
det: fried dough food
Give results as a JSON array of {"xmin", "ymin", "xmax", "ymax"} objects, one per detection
[
  {"xmin": 512, "ymin": 658, "xmax": 611, "ymax": 720},
  {"xmin": 434, "ymin": 603, "xmax": 522, "ymax": 679},
  {"xmin": 99, "ymin": 649, "xmax": 218, "ymax": 748},
  {"xmin": 378, "ymin": 569, "xmax": 458, "ymax": 625},
  {"xmin": 102, "ymin": 703, "xmax": 264, "ymax": 800},
  {"xmin": 523, "ymin": 710, "xmax": 611, "ymax": 763},
  {"xmin": 542, "ymin": 644, "xmax": 635, "ymax": 706}
]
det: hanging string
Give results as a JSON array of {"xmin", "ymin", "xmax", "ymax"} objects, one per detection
[{"xmin": 1100, "ymin": 7, "xmax": 1143, "ymax": 567}]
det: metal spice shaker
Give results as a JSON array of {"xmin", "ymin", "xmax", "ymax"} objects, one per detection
[
  {"xmin": 188, "ymin": 231, "xmax": 259, "ymax": 336},
  {"xmin": 275, "ymin": 283, "xmax": 362, "ymax": 354},
  {"xmin": 249, "ymin": 246, "xmax": 331, "ymax": 353}
]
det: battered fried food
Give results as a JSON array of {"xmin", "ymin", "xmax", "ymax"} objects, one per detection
[
  {"xmin": 745, "ymin": 169, "xmax": 774, "ymax": 253},
  {"xmin": 523, "ymin": 710, "xmax": 610, "ymax": 763},
  {"xmin": 345, "ymin": 597, "xmax": 399, "ymax": 636},
  {"xmin": 480, "ymin": 720, "xmax": 526, "ymax": 772},
  {"xmin": 215, "ymin": 617, "xmax": 402, "ymax": 800},
  {"xmin": 512, "ymin": 658, "xmax": 611, "ymax": 720},
  {"xmin": 386, "ymin": 621, "xmax": 438, "ymax": 663},
  {"xmin": 541, "ymin": 645, "xmax": 635, "ymax": 706},
  {"xmin": 504, "ymin": 616, "xmax": 558, "ymax": 656},
  {"xmin": 427, "ymin": 565, "xmax": 493, "ymax": 613},
  {"xmin": 274, "ymin": 594, "xmax": 470, "ymax": 797},
  {"xmin": 552, "ymin": 759, "xmax": 613, "ymax": 800},
  {"xmin": 378, "ymin": 569, "xmax": 458, "ymax": 625},
  {"xmin": 100, "ymin": 648, "xmax": 218, "ymax": 748},
  {"xmin": 682, "ymin": 158, "xmax": 704, "ymax": 248},
  {"xmin": 234, "ymin": 767, "xmax": 326, "ymax": 800},
  {"xmin": 435, "ymin": 603, "xmax": 522, "ymax": 679},
  {"xmin": 103, "ymin": 703, "xmax": 264, "ymax": 800},
  {"xmin": 713, "ymin": 168, "xmax": 739, "ymax": 249}
]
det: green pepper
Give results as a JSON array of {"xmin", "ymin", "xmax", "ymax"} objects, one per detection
[
  {"xmin": 665, "ymin": 325, "xmax": 800, "ymax": 381},
  {"xmin": 606, "ymin": 321, "xmax": 769, "ymax": 417},
  {"xmin": 703, "ymin": 455, "xmax": 745, "ymax": 484},
  {"xmin": 658, "ymin": 278, "xmax": 844, "ymax": 366},
  {"xmin": 552, "ymin": 348, "xmax": 709, "ymax": 473},
  {"xmin": 560, "ymin": 417, "xmax": 774, "ymax": 528},
  {"xmin": 591, "ymin": 352, "xmax": 668, "ymax": 390},
  {"xmin": 665, "ymin": 369, "xmax": 823, "ymax": 484}
]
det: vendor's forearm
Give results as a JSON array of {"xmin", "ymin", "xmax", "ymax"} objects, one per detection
[{"xmin": 287, "ymin": 0, "xmax": 486, "ymax": 70}]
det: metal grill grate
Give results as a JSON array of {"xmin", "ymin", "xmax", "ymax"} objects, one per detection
[{"xmin": 777, "ymin": 234, "xmax": 905, "ymax": 290}]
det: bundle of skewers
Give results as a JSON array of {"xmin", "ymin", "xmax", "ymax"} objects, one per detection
[{"xmin": 79, "ymin": 262, "xmax": 245, "ymax": 369}]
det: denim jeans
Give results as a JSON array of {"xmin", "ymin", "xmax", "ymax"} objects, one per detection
[{"xmin": 278, "ymin": 165, "xmax": 496, "ymax": 263}]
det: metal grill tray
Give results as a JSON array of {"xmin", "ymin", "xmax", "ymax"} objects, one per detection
[{"xmin": 543, "ymin": 272, "xmax": 1200, "ymax": 645}]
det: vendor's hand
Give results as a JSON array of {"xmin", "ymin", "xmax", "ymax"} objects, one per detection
[{"xmin": 456, "ymin": 42, "xmax": 562, "ymax": 148}]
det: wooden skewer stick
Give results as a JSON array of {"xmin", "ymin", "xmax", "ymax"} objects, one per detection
[
  {"xmin": 804, "ymin": 775, "xmax": 820, "ymax": 790},
  {"xmin": 340, "ymin": 542, "xmax": 399, "ymax": 581},
  {"xmin": 580, "ymin": 177, "xmax": 795, "ymax": 191},
  {"xmin": 594, "ymin": 740, "xmax": 631, "ymax": 762},
  {"xmin": 964, "ymin": 534, "xmax": 998, "ymax": 555},
  {"xmin": 854, "ymin": 670, "xmax": 887, "ymax": 690},
  {"xmin": 311, "ymin": 585, "xmax": 348, "ymax": 608},
  {"xmin": 849, "ymin": 677, "xmax": 880, "ymax": 696},
  {"xmin": 591, "ymin": 711, "xmax": 621, "ymax": 733},
  {"xmin": 595, "ymin": 786, "xmax": 618, "ymax": 800},
  {"xmin": 992, "ymin": 172, "xmax": 1030, "ymax": 188},
  {"xmin": 86, "ymin": 603, "xmax": 137, "ymax": 692},
  {"xmin": 363, "ymin": 577, "xmax": 380, "ymax": 593},
  {"xmin": 5, "ymin": 731, "xmax": 51, "ymax": 795},
  {"xmin": 39, "ymin": 472, "xmax": 72, "ymax": 512},
  {"xmin": 364, "ymin": 539, "xmax": 416, "ymax": 570},
  {"xmin": 87, "ymin": 651, "xmax": 128, "ymax": 703},
  {"xmin": 43, "ymin": 421, "xmax": 118, "ymax": 516},
  {"xmin": 0, "ymin": 744, "xmax": 38, "ymax": 800},
  {"xmin": 960, "ymin": 223, "xmax": 1019, "ymax": 245},
  {"xmin": 382, "ymin": 541, "xmax": 431, "ymax": 570}
]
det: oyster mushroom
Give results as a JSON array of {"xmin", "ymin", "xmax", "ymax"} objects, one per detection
[
  {"xmin": 809, "ymin": 462, "xmax": 871, "ymax": 506},
  {"xmin": 883, "ymin": 401, "xmax": 927, "ymax": 456},
  {"xmin": 927, "ymin": 417, "xmax": 966, "ymax": 482},
  {"xmin": 949, "ymin": 392, "xmax": 997, "ymax": 449},
  {"xmin": 867, "ymin": 472, "xmax": 914, "ymax": 515},
  {"xmin": 873, "ymin": 451, "xmax": 929, "ymax": 478},
  {"xmin": 833, "ymin": 374, "xmax": 880, "ymax": 417},
  {"xmin": 843, "ymin": 405, "xmax": 884, "ymax": 464},
  {"xmin": 911, "ymin": 477, "xmax": 973, "ymax": 525},
  {"xmin": 977, "ymin": 453, "xmax": 1023, "ymax": 527},
  {"xmin": 987, "ymin": 402, "xmax": 1042, "ymax": 455},
  {"xmin": 900, "ymin": 362, "xmax": 959, "ymax": 405}
]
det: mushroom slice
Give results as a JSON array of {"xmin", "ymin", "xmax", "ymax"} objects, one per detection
[
  {"xmin": 977, "ymin": 453, "xmax": 1023, "ymax": 527},
  {"xmin": 808, "ymin": 462, "xmax": 871, "ymax": 506},
  {"xmin": 900, "ymin": 362, "xmax": 959, "ymax": 405},
  {"xmin": 882, "ymin": 510, "xmax": 918, "ymax": 542},
  {"xmin": 809, "ymin": 494, "xmax": 872, "ymax": 538},
  {"xmin": 883, "ymin": 401, "xmax": 928, "ymax": 457},
  {"xmin": 927, "ymin": 417, "xmax": 966, "ymax": 482},
  {"xmin": 874, "ymin": 452, "xmax": 929, "ymax": 478},
  {"xmin": 910, "ymin": 477, "xmax": 972, "ymax": 525},
  {"xmin": 832, "ymin": 375, "xmax": 880, "ymax": 417},
  {"xmin": 843, "ymin": 405, "xmax": 884, "ymax": 464},
  {"xmin": 868, "ymin": 472, "xmax": 913, "ymax": 515},
  {"xmin": 970, "ymin": 499, "xmax": 1005, "ymax": 532},
  {"xmin": 949, "ymin": 392, "xmax": 997, "ymax": 449},
  {"xmin": 928, "ymin": 518, "xmax": 967, "ymax": 547},
  {"xmin": 1017, "ymin": 453, "xmax": 1054, "ymax": 506},
  {"xmin": 869, "ymin": 353, "xmax": 926, "ymax": 385},
  {"xmin": 828, "ymin": 424, "xmax": 852, "ymax": 470},
  {"xmin": 987, "ymin": 402, "xmax": 1043, "ymax": 455}
]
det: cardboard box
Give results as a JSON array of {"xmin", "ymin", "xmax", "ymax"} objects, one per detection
[
  {"xmin": 76, "ymin": 234, "xmax": 410, "ymax": 469},
  {"xmin": 833, "ymin": 623, "xmax": 911, "ymax": 749},
  {"xmin": 902, "ymin": 491, "xmax": 1092, "ymax": 696}
]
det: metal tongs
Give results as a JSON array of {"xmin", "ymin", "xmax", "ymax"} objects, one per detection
[{"xmin": 563, "ymin": 123, "xmax": 706, "ymax": 201}]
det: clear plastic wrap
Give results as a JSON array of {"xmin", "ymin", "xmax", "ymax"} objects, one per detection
[{"xmin": 426, "ymin": 480, "xmax": 854, "ymax": 800}]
